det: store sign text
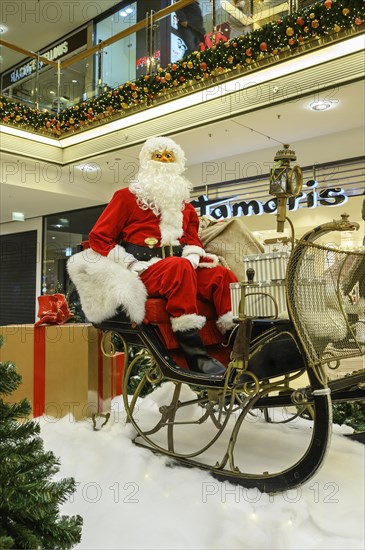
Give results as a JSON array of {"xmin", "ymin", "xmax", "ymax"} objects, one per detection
[
  {"xmin": 192, "ymin": 180, "xmax": 348, "ymax": 219},
  {"xmin": 10, "ymin": 42, "xmax": 69, "ymax": 83}
]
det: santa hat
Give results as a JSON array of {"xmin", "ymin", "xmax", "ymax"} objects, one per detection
[{"xmin": 139, "ymin": 136, "xmax": 186, "ymax": 173}]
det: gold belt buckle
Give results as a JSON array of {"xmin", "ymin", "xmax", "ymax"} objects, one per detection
[{"xmin": 161, "ymin": 244, "xmax": 173, "ymax": 258}]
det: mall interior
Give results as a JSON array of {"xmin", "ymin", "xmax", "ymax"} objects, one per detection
[
  {"xmin": 1, "ymin": 0, "xmax": 363, "ymax": 326},
  {"xmin": 0, "ymin": 2, "xmax": 364, "ymax": 544}
]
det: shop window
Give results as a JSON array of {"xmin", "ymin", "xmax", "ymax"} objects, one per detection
[
  {"xmin": 95, "ymin": 3, "xmax": 137, "ymax": 91},
  {"xmin": 0, "ymin": 231, "xmax": 37, "ymax": 325},
  {"xmin": 42, "ymin": 206, "xmax": 105, "ymax": 296}
]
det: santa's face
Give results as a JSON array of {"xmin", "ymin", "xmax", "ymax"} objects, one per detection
[
  {"xmin": 130, "ymin": 144, "xmax": 192, "ymax": 224},
  {"xmin": 151, "ymin": 149, "xmax": 176, "ymax": 163}
]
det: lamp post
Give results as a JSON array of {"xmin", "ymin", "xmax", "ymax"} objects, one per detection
[{"xmin": 269, "ymin": 144, "xmax": 303, "ymax": 232}]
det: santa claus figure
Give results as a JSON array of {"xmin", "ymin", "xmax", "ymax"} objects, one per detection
[{"xmin": 69, "ymin": 136, "xmax": 238, "ymax": 376}]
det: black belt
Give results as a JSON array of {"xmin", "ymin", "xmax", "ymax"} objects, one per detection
[{"xmin": 121, "ymin": 241, "xmax": 183, "ymax": 261}]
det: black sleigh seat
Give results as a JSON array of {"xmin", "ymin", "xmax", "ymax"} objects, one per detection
[{"xmin": 93, "ymin": 296, "xmax": 233, "ymax": 387}]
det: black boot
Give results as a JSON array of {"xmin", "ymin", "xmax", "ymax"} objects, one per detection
[{"xmin": 175, "ymin": 329, "xmax": 226, "ymax": 376}]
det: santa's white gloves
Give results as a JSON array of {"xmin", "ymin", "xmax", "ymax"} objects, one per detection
[
  {"xmin": 185, "ymin": 253, "xmax": 200, "ymax": 269},
  {"xmin": 107, "ymin": 245, "xmax": 138, "ymax": 268},
  {"xmin": 128, "ymin": 260, "xmax": 151, "ymax": 275}
]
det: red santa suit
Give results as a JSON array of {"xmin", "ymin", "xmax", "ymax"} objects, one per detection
[
  {"xmin": 87, "ymin": 187, "xmax": 238, "ymax": 333},
  {"xmin": 68, "ymin": 136, "xmax": 237, "ymax": 339}
]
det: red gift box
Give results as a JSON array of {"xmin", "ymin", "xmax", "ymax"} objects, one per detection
[{"xmin": 0, "ymin": 324, "xmax": 124, "ymax": 421}]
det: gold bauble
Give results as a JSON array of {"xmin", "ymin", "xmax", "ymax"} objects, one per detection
[{"xmin": 286, "ymin": 27, "xmax": 294, "ymax": 37}]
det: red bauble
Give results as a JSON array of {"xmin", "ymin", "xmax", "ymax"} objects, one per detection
[
  {"xmin": 171, "ymin": 63, "xmax": 178, "ymax": 71},
  {"xmin": 200, "ymin": 61, "xmax": 207, "ymax": 70},
  {"xmin": 245, "ymin": 48, "xmax": 252, "ymax": 56},
  {"xmin": 259, "ymin": 42, "xmax": 268, "ymax": 52},
  {"xmin": 288, "ymin": 38, "xmax": 296, "ymax": 46},
  {"xmin": 324, "ymin": 0, "xmax": 332, "ymax": 9},
  {"xmin": 354, "ymin": 17, "xmax": 362, "ymax": 25},
  {"xmin": 297, "ymin": 17, "xmax": 305, "ymax": 26}
]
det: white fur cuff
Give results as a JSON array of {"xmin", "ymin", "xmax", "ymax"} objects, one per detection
[
  {"xmin": 216, "ymin": 311, "xmax": 235, "ymax": 334},
  {"xmin": 198, "ymin": 253, "xmax": 219, "ymax": 268},
  {"xmin": 182, "ymin": 245, "xmax": 205, "ymax": 257},
  {"xmin": 171, "ymin": 314, "xmax": 206, "ymax": 332}
]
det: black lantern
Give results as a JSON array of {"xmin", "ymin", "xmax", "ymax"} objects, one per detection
[{"xmin": 269, "ymin": 144, "xmax": 303, "ymax": 232}]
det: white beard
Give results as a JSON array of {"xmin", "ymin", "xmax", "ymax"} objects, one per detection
[{"xmin": 130, "ymin": 161, "xmax": 193, "ymax": 245}]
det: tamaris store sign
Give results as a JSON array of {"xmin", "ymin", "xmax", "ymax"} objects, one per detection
[{"xmin": 191, "ymin": 179, "xmax": 348, "ymax": 219}]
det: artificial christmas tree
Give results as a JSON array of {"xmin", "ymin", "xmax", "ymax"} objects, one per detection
[{"xmin": 0, "ymin": 335, "xmax": 83, "ymax": 549}]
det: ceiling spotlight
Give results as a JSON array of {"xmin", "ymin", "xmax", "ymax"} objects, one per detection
[
  {"xmin": 125, "ymin": 7, "xmax": 134, "ymax": 14},
  {"xmin": 120, "ymin": 10, "xmax": 127, "ymax": 16},
  {"xmin": 309, "ymin": 100, "xmax": 335, "ymax": 112},
  {"xmin": 12, "ymin": 212, "xmax": 25, "ymax": 221},
  {"xmin": 76, "ymin": 164, "xmax": 98, "ymax": 172},
  {"xmin": 0, "ymin": 24, "xmax": 8, "ymax": 33},
  {"xmin": 72, "ymin": 79, "xmax": 78, "ymax": 83}
]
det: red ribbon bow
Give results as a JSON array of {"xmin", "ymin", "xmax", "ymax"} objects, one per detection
[{"xmin": 34, "ymin": 293, "xmax": 73, "ymax": 327}]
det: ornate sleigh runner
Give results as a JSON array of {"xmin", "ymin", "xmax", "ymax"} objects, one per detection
[{"xmin": 93, "ymin": 212, "xmax": 365, "ymax": 494}]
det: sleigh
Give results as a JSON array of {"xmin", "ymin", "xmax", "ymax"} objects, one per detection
[{"xmin": 94, "ymin": 213, "xmax": 365, "ymax": 493}]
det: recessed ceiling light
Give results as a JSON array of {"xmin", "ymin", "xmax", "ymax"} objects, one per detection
[
  {"xmin": 76, "ymin": 164, "xmax": 98, "ymax": 172},
  {"xmin": 12, "ymin": 211, "xmax": 25, "ymax": 221},
  {"xmin": 72, "ymin": 79, "xmax": 78, "ymax": 83},
  {"xmin": 125, "ymin": 7, "xmax": 133, "ymax": 14},
  {"xmin": 120, "ymin": 10, "xmax": 127, "ymax": 16},
  {"xmin": 0, "ymin": 24, "xmax": 8, "ymax": 33},
  {"xmin": 49, "ymin": 90, "xmax": 55, "ymax": 95},
  {"xmin": 309, "ymin": 100, "xmax": 335, "ymax": 112}
]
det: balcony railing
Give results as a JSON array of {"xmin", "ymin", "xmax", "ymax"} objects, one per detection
[{"xmin": 0, "ymin": 0, "xmax": 363, "ymax": 137}]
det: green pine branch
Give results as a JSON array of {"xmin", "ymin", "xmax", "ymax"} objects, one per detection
[{"xmin": 0, "ymin": 338, "xmax": 83, "ymax": 549}]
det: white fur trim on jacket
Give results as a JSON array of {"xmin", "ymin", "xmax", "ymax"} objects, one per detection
[
  {"xmin": 198, "ymin": 253, "xmax": 219, "ymax": 269},
  {"xmin": 182, "ymin": 245, "xmax": 205, "ymax": 257},
  {"xmin": 216, "ymin": 311, "xmax": 235, "ymax": 334},
  {"xmin": 170, "ymin": 314, "xmax": 206, "ymax": 332},
  {"xmin": 107, "ymin": 244, "xmax": 136, "ymax": 268},
  {"xmin": 67, "ymin": 249, "xmax": 147, "ymax": 324}
]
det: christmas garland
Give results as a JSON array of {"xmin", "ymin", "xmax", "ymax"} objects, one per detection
[{"xmin": 0, "ymin": 0, "xmax": 363, "ymax": 137}]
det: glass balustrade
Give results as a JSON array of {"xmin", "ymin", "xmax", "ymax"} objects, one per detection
[{"xmin": 0, "ymin": 0, "xmax": 338, "ymax": 117}]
